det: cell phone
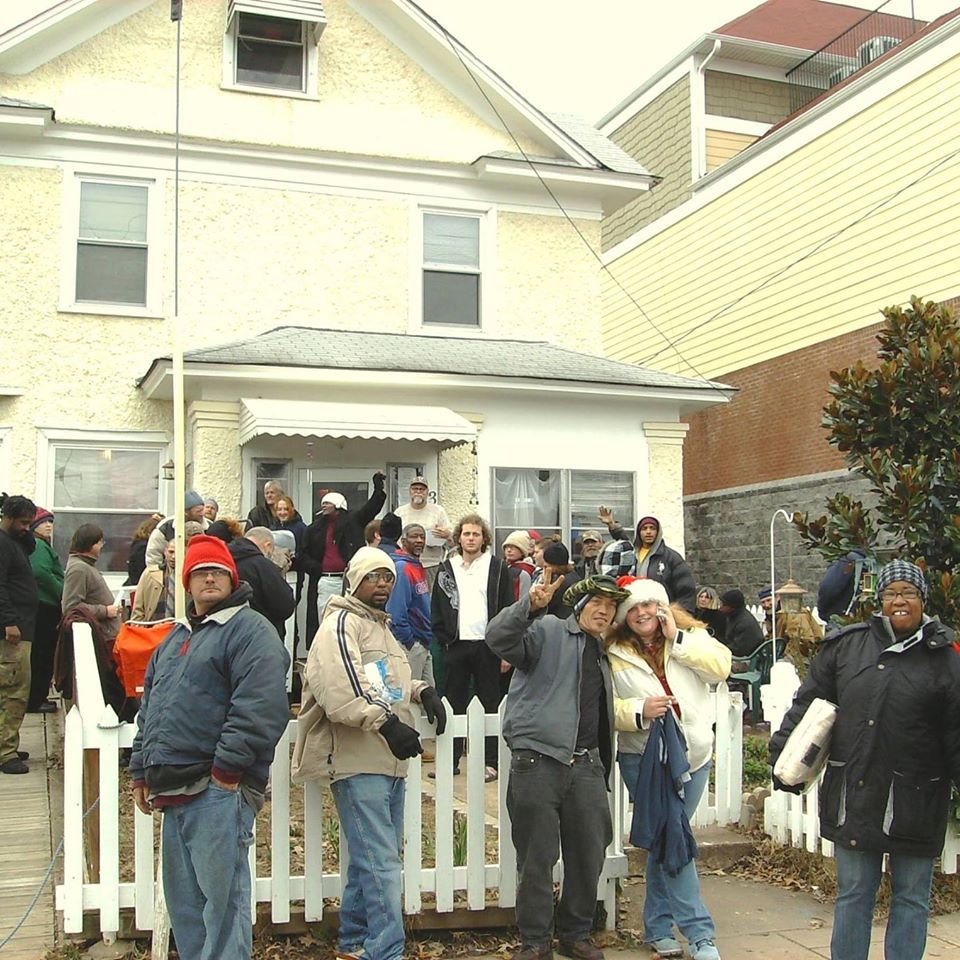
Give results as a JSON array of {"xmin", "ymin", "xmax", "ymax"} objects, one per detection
[{"xmin": 656, "ymin": 606, "xmax": 668, "ymax": 621}]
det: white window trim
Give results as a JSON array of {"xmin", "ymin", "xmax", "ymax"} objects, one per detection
[
  {"xmin": 0, "ymin": 427, "xmax": 11, "ymax": 495},
  {"xmin": 59, "ymin": 169, "xmax": 164, "ymax": 318},
  {"xmin": 37, "ymin": 427, "xmax": 171, "ymax": 515},
  {"xmin": 222, "ymin": 14, "xmax": 319, "ymax": 100},
  {"xmin": 409, "ymin": 201, "xmax": 496, "ymax": 336}
]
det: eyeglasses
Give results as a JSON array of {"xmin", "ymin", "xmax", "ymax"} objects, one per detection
[
  {"xmin": 880, "ymin": 588, "xmax": 921, "ymax": 602},
  {"xmin": 362, "ymin": 571, "xmax": 396, "ymax": 585},
  {"xmin": 190, "ymin": 568, "xmax": 232, "ymax": 581}
]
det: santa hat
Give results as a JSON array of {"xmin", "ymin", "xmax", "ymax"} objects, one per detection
[
  {"xmin": 182, "ymin": 534, "xmax": 239, "ymax": 589},
  {"xmin": 614, "ymin": 576, "xmax": 670, "ymax": 624}
]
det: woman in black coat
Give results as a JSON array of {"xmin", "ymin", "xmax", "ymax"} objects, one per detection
[{"xmin": 769, "ymin": 560, "xmax": 960, "ymax": 960}]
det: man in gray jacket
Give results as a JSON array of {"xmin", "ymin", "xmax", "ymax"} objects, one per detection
[{"xmin": 486, "ymin": 574, "xmax": 629, "ymax": 960}]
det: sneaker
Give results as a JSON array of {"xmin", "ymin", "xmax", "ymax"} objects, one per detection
[
  {"xmin": 649, "ymin": 938, "xmax": 683, "ymax": 958},
  {"xmin": 557, "ymin": 939, "xmax": 603, "ymax": 959},
  {"xmin": 484, "ymin": 766, "xmax": 498, "ymax": 782},
  {"xmin": 691, "ymin": 940, "xmax": 721, "ymax": 960},
  {"xmin": 1, "ymin": 758, "xmax": 28, "ymax": 775}
]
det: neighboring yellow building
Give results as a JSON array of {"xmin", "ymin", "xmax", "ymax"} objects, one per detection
[
  {"xmin": 0, "ymin": 0, "xmax": 731, "ymax": 585},
  {"xmin": 600, "ymin": 0, "xmax": 960, "ymax": 594}
]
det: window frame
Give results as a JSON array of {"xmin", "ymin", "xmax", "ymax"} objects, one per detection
[
  {"xmin": 411, "ymin": 203, "xmax": 495, "ymax": 334},
  {"xmin": 59, "ymin": 170, "xmax": 164, "ymax": 318},
  {"xmin": 491, "ymin": 466, "xmax": 636, "ymax": 561},
  {"xmin": 37, "ymin": 428, "xmax": 169, "ymax": 577},
  {"xmin": 222, "ymin": 12, "xmax": 319, "ymax": 100}
]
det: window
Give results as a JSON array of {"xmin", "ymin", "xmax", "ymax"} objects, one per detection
[
  {"xmin": 252, "ymin": 459, "xmax": 291, "ymax": 514},
  {"xmin": 423, "ymin": 213, "xmax": 481, "ymax": 327},
  {"xmin": 61, "ymin": 173, "xmax": 161, "ymax": 316},
  {"xmin": 235, "ymin": 14, "xmax": 305, "ymax": 92},
  {"xmin": 76, "ymin": 181, "xmax": 148, "ymax": 305},
  {"xmin": 49, "ymin": 443, "xmax": 164, "ymax": 574},
  {"xmin": 223, "ymin": 2, "xmax": 326, "ymax": 98},
  {"xmin": 492, "ymin": 468, "xmax": 635, "ymax": 561}
]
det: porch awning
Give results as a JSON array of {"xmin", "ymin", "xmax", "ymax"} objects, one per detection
[{"xmin": 238, "ymin": 398, "xmax": 476, "ymax": 446}]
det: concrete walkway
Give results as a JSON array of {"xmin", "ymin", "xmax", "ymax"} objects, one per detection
[
  {"xmin": 0, "ymin": 711, "xmax": 58, "ymax": 959},
  {"xmin": 473, "ymin": 873, "xmax": 960, "ymax": 958}
]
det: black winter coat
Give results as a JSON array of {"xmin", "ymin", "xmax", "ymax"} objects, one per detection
[
  {"xmin": 769, "ymin": 616, "xmax": 960, "ymax": 858},
  {"xmin": 302, "ymin": 478, "xmax": 386, "ymax": 642},
  {"xmin": 228, "ymin": 538, "xmax": 296, "ymax": 639},
  {"xmin": 0, "ymin": 528, "xmax": 37, "ymax": 642},
  {"xmin": 723, "ymin": 607, "xmax": 764, "ymax": 658},
  {"xmin": 432, "ymin": 554, "xmax": 514, "ymax": 648},
  {"xmin": 610, "ymin": 523, "xmax": 697, "ymax": 612}
]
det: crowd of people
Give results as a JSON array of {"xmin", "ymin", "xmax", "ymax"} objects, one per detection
[{"xmin": 3, "ymin": 478, "xmax": 957, "ymax": 960}]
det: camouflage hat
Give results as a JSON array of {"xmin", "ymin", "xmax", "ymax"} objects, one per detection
[{"xmin": 563, "ymin": 575, "xmax": 631, "ymax": 611}]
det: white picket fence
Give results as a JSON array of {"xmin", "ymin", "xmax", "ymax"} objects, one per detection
[
  {"xmin": 56, "ymin": 623, "xmax": 744, "ymax": 938},
  {"xmin": 761, "ymin": 661, "xmax": 960, "ymax": 870}
]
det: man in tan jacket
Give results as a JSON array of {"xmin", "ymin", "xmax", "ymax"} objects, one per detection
[{"xmin": 292, "ymin": 546, "xmax": 445, "ymax": 960}]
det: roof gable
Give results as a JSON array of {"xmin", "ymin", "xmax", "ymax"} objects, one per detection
[{"xmin": 0, "ymin": 0, "xmax": 645, "ymax": 177}]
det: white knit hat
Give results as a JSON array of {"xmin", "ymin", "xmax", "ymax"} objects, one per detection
[
  {"xmin": 345, "ymin": 546, "xmax": 397, "ymax": 595},
  {"xmin": 614, "ymin": 577, "xmax": 669, "ymax": 624},
  {"xmin": 502, "ymin": 530, "xmax": 532, "ymax": 555},
  {"xmin": 321, "ymin": 492, "xmax": 347, "ymax": 511}
]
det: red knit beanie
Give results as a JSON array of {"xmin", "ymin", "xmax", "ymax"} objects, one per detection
[{"xmin": 182, "ymin": 534, "xmax": 239, "ymax": 589}]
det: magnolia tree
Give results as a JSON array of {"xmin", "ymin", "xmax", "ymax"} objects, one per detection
[{"xmin": 794, "ymin": 297, "xmax": 960, "ymax": 623}]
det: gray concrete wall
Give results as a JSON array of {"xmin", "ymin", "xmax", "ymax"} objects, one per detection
[{"xmin": 682, "ymin": 469, "xmax": 877, "ymax": 599}]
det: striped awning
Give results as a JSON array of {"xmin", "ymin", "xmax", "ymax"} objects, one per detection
[{"xmin": 238, "ymin": 398, "xmax": 476, "ymax": 446}]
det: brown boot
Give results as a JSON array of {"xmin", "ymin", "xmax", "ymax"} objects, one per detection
[
  {"xmin": 512, "ymin": 943, "xmax": 553, "ymax": 960},
  {"xmin": 557, "ymin": 940, "xmax": 603, "ymax": 960}
]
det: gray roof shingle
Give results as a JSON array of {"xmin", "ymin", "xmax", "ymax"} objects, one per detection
[
  {"xmin": 0, "ymin": 96, "xmax": 53, "ymax": 110},
  {"xmin": 165, "ymin": 326, "xmax": 727, "ymax": 393},
  {"xmin": 548, "ymin": 113, "xmax": 654, "ymax": 177}
]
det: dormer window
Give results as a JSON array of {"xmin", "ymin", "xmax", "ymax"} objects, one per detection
[{"xmin": 224, "ymin": 1, "xmax": 326, "ymax": 98}]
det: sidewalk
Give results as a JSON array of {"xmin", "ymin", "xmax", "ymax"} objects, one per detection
[{"xmin": 473, "ymin": 873, "xmax": 960, "ymax": 958}]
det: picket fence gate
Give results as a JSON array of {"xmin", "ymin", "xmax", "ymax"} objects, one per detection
[
  {"xmin": 761, "ymin": 660, "xmax": 960, "ymax": 870},
  {"xmin": 56, "ymin": 623, "xmax": 745, "ymax": 939}
]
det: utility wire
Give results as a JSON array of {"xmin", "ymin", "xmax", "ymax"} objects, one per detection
[
  {"xmin": 435, "ymin": 23, "xmax": 723, "ymax": 391},
  {"xmin": 640, "ymin": 146, "xmax": 960, "ymax": 366}
]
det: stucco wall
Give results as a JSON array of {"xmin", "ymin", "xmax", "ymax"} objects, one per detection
[
  {"xmin": 0, "ymin": 0, "xmax": 545, "ymax": 164},
  {"xmin": 0, "ymin": 165, "xmax": 172, "ymax": 495},
  {"xmin": 602, "ymin": 51, "xmax": 960, "ymax": 379},
  {"xmin": 602, "ymin": 76, "xmax": 691, "ymax": 251}
]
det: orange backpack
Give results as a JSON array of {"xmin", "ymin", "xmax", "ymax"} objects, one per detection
[{"xmin": 114, "ymin": 620, "xmax": 176, "ymax": 698}]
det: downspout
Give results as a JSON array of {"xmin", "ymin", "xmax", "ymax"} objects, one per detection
[{"xmin": 695, "ymin": 39, "xmax": 721, "ymax": 179}]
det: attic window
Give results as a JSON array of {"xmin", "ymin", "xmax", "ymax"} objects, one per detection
[{"xmin": 225, "ymin": 2, "xmax": 326, "ymax": 97}]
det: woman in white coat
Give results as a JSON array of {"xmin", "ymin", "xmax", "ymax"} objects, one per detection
[{"xmin": 605, "ymin": 577, "xmax": 731, "ymax": 960}]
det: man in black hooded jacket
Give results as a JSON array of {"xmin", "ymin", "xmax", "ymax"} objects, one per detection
[
  {"xmin": 228, "ymin": 528, "xmax": 295, "ymax": 639},
  {"xmin": 302, "ymin": 472, "xmax": 386, "ymax": 645}
]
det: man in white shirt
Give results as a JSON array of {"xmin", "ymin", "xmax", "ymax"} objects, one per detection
[
  {"xmin": 395, "ymin": 477, "xmax": 451, "ymax": 571},
  {"xmin": 432, "ymin": 514, "xmax": 513, "ymax": 780}
]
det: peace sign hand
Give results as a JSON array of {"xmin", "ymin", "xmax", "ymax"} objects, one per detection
[{"xmin": 529, "ymin": 569, "xmax": 565, "ymax": 612}]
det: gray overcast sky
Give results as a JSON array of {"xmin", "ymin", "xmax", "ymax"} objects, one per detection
[
  {"xmin": 5, "ymin": 1, "xmax": 955, "ymax": 122},
  {"xmin": 416, "ymin": 0, "xmax": 954, "ymax": 121}
]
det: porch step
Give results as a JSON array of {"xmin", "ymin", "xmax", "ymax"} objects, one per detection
[{"xmin": 625, "ymin": 824, "xmax": 757, "ymax": 876}]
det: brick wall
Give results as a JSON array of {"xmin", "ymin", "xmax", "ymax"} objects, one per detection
[
  {"xmin": 684, "ymin": 322, "xmax": 884, "ymax": 496},
  {"xmin": 602, "ymin": 76, "xmax": 691, "ymax": 251},
  {"xmin": 704, "ymin": 71, "xmax": 791, "ymax": 124}
]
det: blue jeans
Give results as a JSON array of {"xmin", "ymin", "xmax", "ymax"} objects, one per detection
[
  {"xmin": 161, "ymin": 783, "xmax": 255, "ymax": 960},
  {"xmin": 331, "ymin": 774, "xmax": 406, "ymax": 960},
  {"xmin": 618, "ymin": 752, "xmax": 715, "ymax": 946},
  {"xmin": 832, "ymin": 845, "xmax": 934, "ymax": 960}
]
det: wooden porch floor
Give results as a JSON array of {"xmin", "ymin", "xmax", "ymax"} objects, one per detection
[{"xmin": 0, "ymin": 711, "xmax": 58, "ymax": 959}]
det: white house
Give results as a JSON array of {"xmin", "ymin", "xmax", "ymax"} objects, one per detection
[{"xmin": 0, "ymin": 0, "xmax": 732, "ymax": 583}]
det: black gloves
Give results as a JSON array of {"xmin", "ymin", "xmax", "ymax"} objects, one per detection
[
  {"xmin": 419, "ymin": 687, "xmax": 447, "ymax": 735},
  {"xmin": 379, "ymin": 714, "xmax": 422, "ymax": 759},
  {"xmin": 772, "ymin": 774, "xmax": 803, "ymax": 795}
]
